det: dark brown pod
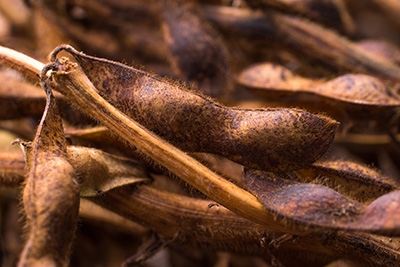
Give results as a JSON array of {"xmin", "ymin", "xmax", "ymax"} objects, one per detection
[
  {"xmin": 244, "ymin": 168, "xmax": 400, "ymax": 235},
  {"xmin": 50, "ymin": 45, "xmax": 338, "ymax": 172},
  {"xmin": 159, "ymin": 0, "xmax": 233, "ymax": 98}
]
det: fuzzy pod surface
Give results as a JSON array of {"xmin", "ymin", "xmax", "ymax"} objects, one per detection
[{"xmin": 51, "ymin": 45, "xmax": 338, "ymax": 172}]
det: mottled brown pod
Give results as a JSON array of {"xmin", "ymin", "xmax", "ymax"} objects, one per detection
[
  {"xmin": 244, "ymin": 169, "xmax": 400, "ymax": 235},
  {"xmin": 50, "ymin": 45, "xmax": 338, "ymax": 172},
  {"xmin": 296, "ymin": 160, "xmax": 400, "ymax": 202},
  {"xmin": 159, "ymin": 0, "xmax": 233, "ymax": 98},
  {"xmin": 238, "ymin": 62, "xmax": 400, "ymax": 107},
  {"xmin": 18, "ymin": 67, "xmax": 80, "ymax": 266}
]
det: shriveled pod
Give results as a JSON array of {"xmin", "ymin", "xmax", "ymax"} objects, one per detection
[
  {"xmin": 244, "ymin": 0, "xmax": 354, "ymax": 34},
  {"xmin": 244, "ymin": 169, "xmax": 400, "ymax": 236},
  {"xmin": 18, "ymin": 68, "xmax": 79, "ymax": 266},
  {"xmin": 238, "ymin": 62, "xmax": 400, "ymax": 134},
  {"xmin": 238, "ymin": 62, "xmax": 400, "ymax": 107},
  {"xmin": 49, "ymin": 45, "xmax": 338, "ymax": 172},
  {"xmin": 67, "ymin": 146, "xmax": 150, "ymax": 197},
  {"xmin": 159, "ymin": 0, "xmax": 233, "ymax": 98},
  {"xmin": 295, "ymin": 160, "xmax": 400, "ymax": 202},
  {"xmin": 7, "ymin": 139, "xmax": 150, "ymax": 198}
]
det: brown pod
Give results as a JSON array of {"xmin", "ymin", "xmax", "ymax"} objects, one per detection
[
  {"xmin": 296, "ymin": 160, "xmax": 400, "ymax": 202},
  {"xmin": 244, "ymin": 168, "xmax": 400, "ymax": 235},
  {"xmin": 159, "ymin": 0, "xmax": 233, "ymax": 98},
  {"xmin": 50, "ymin": 45, "xmax": 338, "ymax": 172},
  {"xmin": 238, "ymin": 62, "xmax": 400, "ymax": 107},
  {"xmin": 18, "ymin": 68, "xmax": 79, "ymax": 266}
]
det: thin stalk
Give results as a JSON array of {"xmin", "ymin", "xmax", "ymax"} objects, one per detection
[{"xmin": 0, "ymin": 45, "xmax": 44, "ymax": 83}]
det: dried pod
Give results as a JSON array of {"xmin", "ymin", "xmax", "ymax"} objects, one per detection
[
  {"xmin": 272, "ymin": 14, "xmax": 400, "ymax": 84},
  {"xmin": 9, "ymin": 139, "xmax": 149, "ymax": 197},
  {"xmin": 296, "ymin": 160, "xmax": 400, "ymax": 202},
  {"xmin": 159, "ymin": 0, "xmax": 233, "ymax": 97},
  {"xmin": 18, "ymin": 68, "xmax": 80, "ymax": 266},
  {"xmin": 238, "ymin": 62, "xmax": 400, "ymax": 107},
  {"xmin": 244, "ymin": 168, "xmax": 400, "ymax": 235},
  {"xmin": 18, "ymin": 66, "xmax": 79, "ymax": 266},
  {"xmin": 50, "ymin": 45, "xmax": 338, "ymax": 172},
  {"xmin": 244, "ymin": 0, "xmax": 354, "ymax": 34},
  {"xmin": 67, "ymin": 146, "xmax": 150, "ymax": 197}
]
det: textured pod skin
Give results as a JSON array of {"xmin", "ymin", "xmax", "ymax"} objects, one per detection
[
  {"xmin": 244, "ymin": 168, "xmax": 400, "ymax": 235},
  {"xmin": 159, "ymin": 0, "xmax": 233, "ymax": 97},
  {"xmin": 239, "ymin": 63, "xmax": 400, "ymax": 107},
  {"xmin": 18, "ymin": 73, "xmax": 79, "ymax": 267},
  {"xmin": 52, "ymin": 46, "xmax": 338, "ymax": 172},
  {"xmin": 297, "ymin": 160, "xmax": 399, "ymax": 202},
  {"xmin": 20, "ymin": 155, "xmax": 79, "ymax": 267}
]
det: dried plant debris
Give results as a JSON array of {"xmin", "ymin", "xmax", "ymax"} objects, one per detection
[
  {"xmin": 48, "ymin": 45, "xmax": 338, "ymax": 172},
  {"xmin": 18, "ymin": 68, "xmax": 80, "ymax": 266},
  {"xmin": 2, "ymin": 1, "xmax": 400, "ymax": 266},
  {"xmin": 244, "ymin": 168, "xmax": 400, "ymax": 235},
  {"xmin": 238, "ymin": 62, "xmax": 400, "ymax": 134}
]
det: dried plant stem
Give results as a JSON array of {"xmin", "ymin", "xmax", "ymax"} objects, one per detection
[
  {"xmin": 0, "ymin": 45, "xmax": 43, "ymax": 83},
  {"xmin": 49, "ymin": 65, "xmax": 299, "ymax": 234},
  {"xmin": 92, "ymin": 185, "xmax": 400, "ymax": 266}
]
